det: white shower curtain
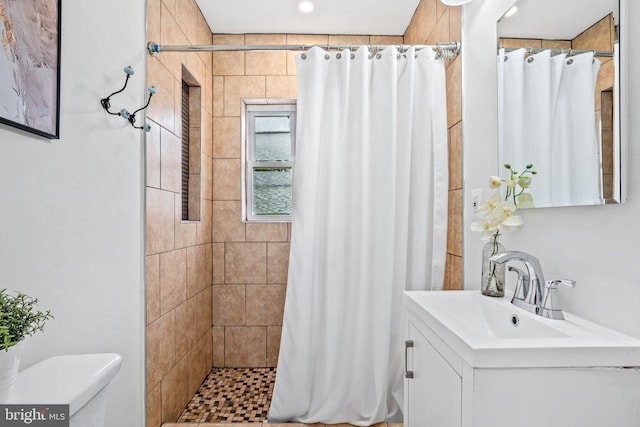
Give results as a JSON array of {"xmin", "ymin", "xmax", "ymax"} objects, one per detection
[
  {"xmin": 497, "ymin": 48, "xmax": 601, "ymax": 207},
  {"xmin": 268, "ymin": 46, "xmax": 448, "ymax": 425}
]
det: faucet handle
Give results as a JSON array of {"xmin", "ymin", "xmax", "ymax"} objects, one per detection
[
  {"xmin": 545, "ymin": 279, "xmax": 576, "ymax": 289},
  {"xmin": 541, "ymin": 279, "xmax": 576, "ymax": 320}
]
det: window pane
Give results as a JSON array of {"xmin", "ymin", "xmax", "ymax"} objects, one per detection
[
  {"xmin": 253, "ymin": 168, "xmax": 292, "ymax": 216},
  {"xmin": 254, "ymin": 116, "xmax": 292, "ymax": 161}
]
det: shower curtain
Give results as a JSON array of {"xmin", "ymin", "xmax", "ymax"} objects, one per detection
[
  {"xmin": 497, "ymin": 48, "xmax": 601, "ymax": 207},
  {"xmin": 268, "ymin": 46, "xmax": 448, "ymax": 425}
]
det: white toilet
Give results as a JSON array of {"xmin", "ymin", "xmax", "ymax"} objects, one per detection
[{"xmin": 9, "ymin": 353, "xmax": 122, "ymax": 427}]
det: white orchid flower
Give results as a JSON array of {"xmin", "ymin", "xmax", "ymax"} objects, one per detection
[{"xmin": 489, "ymin": 176, "xmax": 502, "ymax": 189}]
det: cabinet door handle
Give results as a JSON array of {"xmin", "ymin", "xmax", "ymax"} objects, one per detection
[{"xmin": 405, "ymin": 340, "xmax": 414, "ymax": 379}]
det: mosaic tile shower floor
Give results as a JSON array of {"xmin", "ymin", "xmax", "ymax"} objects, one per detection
[{"xmin": 177, "ymin": 368, "xmax": 276, "ymax": 423}]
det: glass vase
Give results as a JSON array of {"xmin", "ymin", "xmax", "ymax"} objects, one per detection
[{"xmin": 481, "ymin": 235, "xmax": 505, "ymax": 297}]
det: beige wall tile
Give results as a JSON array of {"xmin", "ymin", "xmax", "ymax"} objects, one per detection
[
  {"xmin": 146, "ymin": 383, "xmax": 161, "ymax": 427},
  {"xmin": 213, "ymin": 76, "xmax": 225, "ymax": 116},
  {"xmin": 286, "ymin": 34, "xmax": 330, "ymax": 45},
  {"xmin": 328, "ymin": 35, "xmax": 370, "ymax": 45},
  {"xmin": 173, "ymin": 193, "xmax": 197, "ymax": 249},
  {"xmin": 225, "ymin": 243, "xmax": 267, "ymax": 283},
  {"xmin": 161, "ymin": 0, "xmax": 176, "ymax": 17},
  {"xmin": 267, "ymin": 326, "xmax": 282, "ymax": 367},
  {"xmin": 197, "ymin": 199, "xmax": 213, "ymax": 244},
  {"xmin": 212, "ymin": 159, "xmax": 241, "ymax": 200},
  {"xmin": 436, "ymin": 0, "xmax": 448, "ymax": 20},
  {"xmin": 246, "ymin": 223, "xmax": 288, "ymax": 243},
  {"xmin": 186, "ymin": 54, "xmax": 207, "ymax": 91},
  {"xmin": 246, "ymin": 51, "xmax": 287, "ymax": 76},
  {"xmin": 212, "ymin": 34, "xmax": 245, "ymax": 45},
  {"xmin": 245, "ymin": 34, "xmax": 287, "ymax": 45},
  {"xmin": 212, "ymin": 243, "xmax": 225, "ymax": 284},
  {"xmin": 212, "ymin": 117, "xmax": 241, "ymax": 159},
  {"xmin": 146, "ymin": 312, "xmax": 175, "ymax": 390},
  {"xmin": 449, "ymin": 122, "xmax": 462, "ymax": 191},
  {"xmin": 146, "ymin": 255, "xmax": 161, "ymax": 324},
  {"xmin": 449, "ymin": 255, "xmax": 463, "ymax": 290},
  {"xmin": 212, "ymin": 201, "xmax": 246, "ymax": 243},
  {"xmin": 449, "ymin": 5, "xmax": 461, "ymax": 42},
  {"xmin": 370, "ymin": 35, "xmax": 404, "ymax": 45},
  {"xmin": 174, "ymin": 0, "xmax": 198, "ymax": 44},
  {"xmin": 427, "ymin": 8, "xmax": 449, "ymax": 46},
  {"xmin": 500, "ymin": 38, "xmax": 542, "ymax": 49},
  {"xmin": 197, "ymin": 285, "xmax": 213, "ymax": 337},
  {"xmin": 173, "ymin": 78, "xmax": 183, "ymax": 138},
  {"xmin": 246, "ymin": 285, "xmax": 286, "ymax": 326},
  {"xmin": 146, "ymin": 119, "xmax": 161, "ymax": 189},
  {"xmin": 161, "ymin": 355, "xmax": 189, "ymax": 423},
  {"xmin": 147, "ymin": 0, "xmax": 161, "ymax": 46},
  {"xmin": 212, "ymin": 326, "xmax": 225, "ymax": 367},
  {"xmin": 160, "ymin": 128, "xmax": 182, "ymax": 193},
  {"xmin": 202, "ymin": 112, "xmax": 213, "ymax": 158},
  {"xmin": 205, "ymin": 73, "xmax": 214, "ymax": 115},
  {"xmin": 225, "ymin": 326, "xmax": 267, "ymax": 367},
  {"xmin": 160, "ymin": 4, "xmax": 188, "ymax": 81},
  {"xmin": 202, "ymin": 154, "xmax": 213, "ymax": 201},
  {"xmin": 187, "ymin": 331, "xmax": 212, "ymax": 396},
  {"xmin": 266, "ymin": 76, "xmax": 297, "ymax": 98},
  {"xmin": 175, "ymin": 296, "xmax": 198, "ymax": 359},
  {"xmin": 267, "ymin": 242, "xmax": 290, "ymax": 284},
  {"xmin": 413, "ymin": 0, "xmax": 438, "ymax": 44},
  {"xmin": 447, "ymin": 190, "xmax": 463, "ymax": 258},
  {"xmin": 146, "ymin": 188, "xmax": 175, "ymax": 255},
  {"xmin": 573, "ymin": 15, "xmax": 614, "ymax": 51},
  {"xmin": 446, "ymin": 56, "xmax": 461, "ymax": 128},
  {"xmin": 224, "ymin": 76, "xmax": 266, "ymax": 116},
  {"xmin": 213, "ymin": 285, "xmax": 246, "ymax": 325},
  {"xmin": 541, "ymin": 40, "xmax": 571, "ymax": 49},
  {"xmin": 160, "ymin": 249, "xmax": 187, "ymax": 314},
  {"xmin": 187, "ymin": 244, "xmax": 210, "ymax": 297},
  {"xmin": 212, "ymin": 51, "xmax": 245, "ymax": 76},
  {"xmin": 147, "ymin": 57, "xmax": 176, "ymax": 133}
]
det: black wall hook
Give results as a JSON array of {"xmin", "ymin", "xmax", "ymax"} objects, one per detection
[{"xmin": 101, "ymin": 66, "xmax": 155, "ymax": 132}]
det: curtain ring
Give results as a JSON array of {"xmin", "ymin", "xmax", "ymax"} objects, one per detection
[{"xmin": 301, "ymin": 53, "xmax": 307, "ymax": 60}]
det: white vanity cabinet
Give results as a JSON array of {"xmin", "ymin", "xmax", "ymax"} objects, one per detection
[{"xmin": 403, "ymin": 291, "xmax": 640, "ymax": 427}]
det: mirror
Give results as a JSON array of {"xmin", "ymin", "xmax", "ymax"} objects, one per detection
[{"xmin": 496, "ymin": 0, "xmax": 621, "ymax": 208}]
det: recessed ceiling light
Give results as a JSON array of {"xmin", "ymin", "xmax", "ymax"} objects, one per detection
[
  {"xmin": 299, "ymin": 1, "xmax": 314, "ymax": 13},
  {"xmin": 505, "ymin": 6, "xmax": 518, "ymax": 17}
]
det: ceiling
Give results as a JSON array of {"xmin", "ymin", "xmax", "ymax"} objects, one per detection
[
  {"xmin": 194, "ymin": 0, "xmax": 421, "ymax": 36},
  {"xmin": 498, "ymin": 0, "xmax": 618, "ymax": 40}
]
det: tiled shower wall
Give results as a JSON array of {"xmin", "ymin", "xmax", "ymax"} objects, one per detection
[
  {"xmin": 145, "ymin": 1, "xmax": 214, "ymax": 426},
  {"xmin": 144, "ymin": 0, "xmax": 464, "ymax": 423},
  {"xmin": 209, "ymin": 33, "xmax": 405, "ymax": 368},
  {"xmin": 405, "ymin": 0, "xmax": 463, "ymax": 289}
]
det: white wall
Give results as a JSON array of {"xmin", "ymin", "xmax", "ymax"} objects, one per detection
[
  {"xmin": 0, "ymin": 1, "xmax": 146, "ymax": 426},
  {"xmin": 462, "ymin": 0, "xmax": 640, "ymax": 338}
]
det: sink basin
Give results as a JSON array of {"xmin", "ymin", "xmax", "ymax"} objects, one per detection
[{"xmin": 404, "ymin": 290, "xmax": 640, "ymax": 368}]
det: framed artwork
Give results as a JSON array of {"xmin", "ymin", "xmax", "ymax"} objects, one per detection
[{"xmin": 0, "ymin": 0, "xmax": 61, "ymax": 139}]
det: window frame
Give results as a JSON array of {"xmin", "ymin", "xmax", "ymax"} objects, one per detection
[{"xmin": 241, "ymin": 98, "xmax": 297, "ymax": 223}]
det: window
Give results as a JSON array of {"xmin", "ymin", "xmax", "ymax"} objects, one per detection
[
  {"xmin": 181, "ymin": 67, "xmax": 201, "ymax": 222},
  {"xmin": 242, "ymin": 99, "xmax": 296, "ymax": 222}
]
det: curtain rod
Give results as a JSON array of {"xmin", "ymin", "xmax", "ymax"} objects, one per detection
[
  {"xmin": 147, "ymin": 41, "xmax": 461, "ymax": 59},
  {"xmin": 500, "ymin": 47, "xmax": 614, "ymax": 58}
]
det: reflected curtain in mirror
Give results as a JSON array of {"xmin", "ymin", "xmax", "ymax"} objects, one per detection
[{"xmin": 497, "ymin": 48, "xmax": 601, "ymax": 207}]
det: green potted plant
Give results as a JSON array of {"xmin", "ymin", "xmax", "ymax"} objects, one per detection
[{"xmin": 0, "ymin": 289, "xmax": 53, "ymax": 402}]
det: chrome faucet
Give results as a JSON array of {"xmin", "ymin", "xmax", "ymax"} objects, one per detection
[{"xmin": 489, "ymin": 251, "xmax": 575, "ymax": 320}]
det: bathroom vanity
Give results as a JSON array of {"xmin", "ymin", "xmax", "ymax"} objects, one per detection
[{"xmin": 403, "ymin": 291, "xmax": 640, "ymax": 427}]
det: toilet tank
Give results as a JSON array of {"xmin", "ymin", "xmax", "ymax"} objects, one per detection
[{"xmin": 9, "ymin": 353, "xmax": 122, "ymax": 427}]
